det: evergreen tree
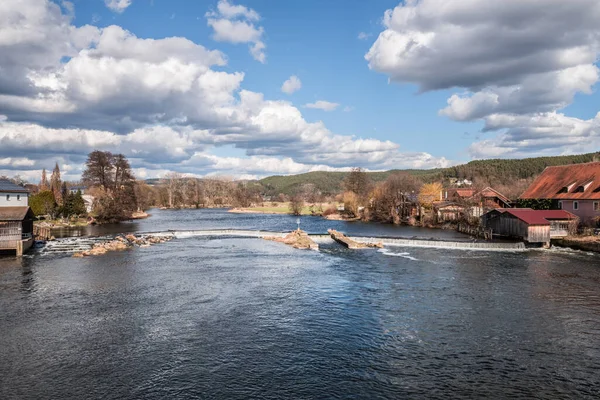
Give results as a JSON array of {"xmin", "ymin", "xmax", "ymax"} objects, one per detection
[
  {"xmin": 50, "ymin": 163, "xmax": 62, "ymax": 205},
  {"xmin": 39, "ymin": 168, "xmax": 49, "ymax": 191}
]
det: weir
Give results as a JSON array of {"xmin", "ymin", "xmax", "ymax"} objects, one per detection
[
  {"xmin": 39, "ymin": 229, "xmax": 527, "ymax": 255},
  {"xmin": 138, "ymin": 229, "xmax": 527, "ymax": 251}
]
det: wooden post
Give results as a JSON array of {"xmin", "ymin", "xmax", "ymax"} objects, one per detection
[{"xmin": 16, "ymin": 240, "xmax": 23, "ymax": 256}]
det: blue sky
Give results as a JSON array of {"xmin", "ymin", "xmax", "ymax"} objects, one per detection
[
  {"xmin": 1, "ymin": 0, "xmax": 600, "ymax": 180},
  {"xmin": 80, "ymin": 0, "xmax": 482, "ymax": 159}
]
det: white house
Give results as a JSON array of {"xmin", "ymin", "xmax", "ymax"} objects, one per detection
[{"xmin": 0, "ymin": 179, "xmax": 29, "ymax": 207}]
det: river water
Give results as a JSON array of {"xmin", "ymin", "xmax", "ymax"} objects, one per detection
[{"xmin": 1, "ymin": 209, "xmax": 600, "ymax": 399}]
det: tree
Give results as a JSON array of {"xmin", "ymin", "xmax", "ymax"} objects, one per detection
[
  {"xmin": 369, "ymin": 173, "xmax": 421, "ymax": 224},
  {"xmin": 40, "ymin": 168, "xmax": 49, "ymax": 191},
  {"xmin": 343, "ymin": 191, "xmax": 359, "ymax": 218},
  {"xmin": 82, "ymin": 150, "xmax": 114, "ymax": 189},
  {"xmin": 289, "ymin": 194, "xmax": 304, "ymax": 216},
  {"xmin": 161, "ymin": 172, "xmax": 184, "ymax": 208},
  {"xmin": 343, "ymin": 167, "xmax": 372, "ymax": 202},
  {"xmin": 418, "ymin": 182, "xmax": 443, "ymax": 209},
  {"xmin": 29, "ymin": 191, "xmax": 57, "ymax": 218},
  {"xmin": 58, "ymin": 188, "xmax": 87, "ymax": 218},
  {"xmin": 81, "ymin": 151, "xmax": 137, "ymax": 222},
  {"xmin": 50, "ymin": 163, "xmax": 62, "ymax": 205}
]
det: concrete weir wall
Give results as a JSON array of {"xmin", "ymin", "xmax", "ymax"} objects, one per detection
[
  {"xmin": 163, "ymin": 230, "xmax": 526, "ymax": 251},
  {"xmin": 351, "ymin": 236, "xmax": 526, "ymax": 251}
]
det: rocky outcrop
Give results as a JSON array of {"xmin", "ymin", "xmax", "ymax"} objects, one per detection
[
  {"xmin": 264, "ymin": 229, "xmax": 319, "ymax": 250},
  {"xmin": 73, "ymin": 234, "xmax": 173, "ymax": 257}
]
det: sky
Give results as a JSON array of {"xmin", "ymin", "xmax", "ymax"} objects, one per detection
[{"xmin": 1, "ymin": 0, "xmax": 600, "ymax": 181}]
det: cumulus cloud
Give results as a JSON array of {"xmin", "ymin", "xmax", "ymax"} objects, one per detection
[
  {"xmin": 104, "ymin": 0, "xmax": 132, "ymax": 13},
  {"xmin": 305, "ymin": 101, "xmax": 340, "ymax": 112},
  {"xmin": 366, "ymin": 0, "xmax": 600, "ymax": 158},
  {"xmin": 0, "ymin": 0, "xmax": 450, "ymax": 180},
  {"xmin": 206, "ymin": 0, "xmax": 266, "ymax": 63},
  {"xmin": 281, "ymin": 75, "xmax": 302, "ymax": 94}
]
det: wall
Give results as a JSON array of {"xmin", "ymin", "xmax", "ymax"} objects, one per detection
[
  {"xmin": 559, "ymin": 200, "xmax": 599, "ymax": 224},
  {"xmin": 0, "ymin": 191, "xmax": 29, "ymax": 207}
]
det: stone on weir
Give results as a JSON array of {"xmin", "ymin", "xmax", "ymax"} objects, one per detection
[
  {"xmin": 263, "ymin": 229, "xmax": 319, "ymax": 250},
  {"xmin": 328, "ymin": 229, "xmax": 383, "ymax": 249}
]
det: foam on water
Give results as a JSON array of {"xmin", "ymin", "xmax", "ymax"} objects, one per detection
[{"xmin": 378, "ymin": 248, "xmax": 419, "ymax": 261}]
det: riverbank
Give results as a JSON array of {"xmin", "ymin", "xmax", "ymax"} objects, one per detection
[
  {"xmin": 229, "ymin": 201, "xmax": 338, "ymax": 216},
  {"xmin": 553, "ymin": 236, "xmax": 600, "ymax": 253}
]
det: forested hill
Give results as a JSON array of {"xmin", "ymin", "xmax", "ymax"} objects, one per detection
[{"xmin": 259, "ymin": 152, "xmax": 600, "ymax": 196}]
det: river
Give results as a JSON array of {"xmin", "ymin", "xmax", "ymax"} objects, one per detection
[{"xmin": 1, "ymin": 209, "xmax": 600, "ymax": 399}]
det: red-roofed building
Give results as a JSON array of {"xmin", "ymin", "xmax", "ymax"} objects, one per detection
[
  {"xmin": 481, "ymin": 208, "xmax": 577, "ymax": 245},
  {"xmin": 520, "ymin": 162, "xmax": 600, "ymax": 224}
]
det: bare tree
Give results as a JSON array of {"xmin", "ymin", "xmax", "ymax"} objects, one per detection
[{"xmin": 161, "ymin": 172, "xmax": 184, "ymax": 208}]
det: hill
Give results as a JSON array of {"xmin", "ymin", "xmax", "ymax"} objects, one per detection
[{"xmin": 259, "ymin": 152, "xmax": 600, "ymax": 196}]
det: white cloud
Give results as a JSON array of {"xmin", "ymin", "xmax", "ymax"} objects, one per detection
[
  {"xmin": 358, "ymin": 32, "xmax": 371, "ymax": 40},
  {"xmin": 0, "ymin": 0, "xmax": 451, "ymax": 180},
  {"xmin": 367, "ymin": 0, "xmax": 600, "ymax": 158},
  {"xmin": 209, "ymin": 0, "xmax": 259, "ymax": 21},
  {"xmin": 281, "ymin": 75, "xmax": 302, "ymax": 94},
  {"xmin": 206, "ymin": 0, "xmax": 266, "ymax": 63},
  {"xmin": 104, "ymin": 0, "xmax": 132, "ymax": 13},
  {"xmin": 305, "ymin": 101, "xmax": 340, "ymax": 112}
]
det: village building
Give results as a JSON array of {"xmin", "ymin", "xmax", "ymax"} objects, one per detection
[
  {"xmin": 436, "ymin": 186, "xmax": 511, "ymax": 222},
  {"xmin": 519, "ymin": 162, "xmax": 600, "ymax": 225},
  {"xmin": 481, "ymin": 208, "xmax": 577, "ymax": 246},
  {"xmin": 0, "ymin": 179, "xmax": 34, "ymax": 256}
]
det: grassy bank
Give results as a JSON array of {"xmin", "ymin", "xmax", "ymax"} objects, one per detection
[{"xmin": 229, "ymin": 202, "xmax": 338, "ymax": 216}]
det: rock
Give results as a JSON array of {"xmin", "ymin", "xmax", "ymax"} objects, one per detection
[{"xmin": 264, "ymin": 229, "xmax": 319, "ymax": 250}]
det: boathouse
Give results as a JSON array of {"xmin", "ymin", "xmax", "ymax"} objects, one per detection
[
  {"xmin": 0, "ymin": 207, "xmax": 35, "ymax": 255},
  {"xmin": 481, "ymin": 208, "xmax": 577, "ymax": 245}
]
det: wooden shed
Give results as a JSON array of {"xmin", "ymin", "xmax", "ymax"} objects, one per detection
[
  {"xmin": 481, "ymin": 208, "xmax": 577, "ymax": 245},
  {"xmin": 0, "ymin": 207, "xmax": 35, "ymax": 256}
]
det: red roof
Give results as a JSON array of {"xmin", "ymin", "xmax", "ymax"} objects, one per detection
[
  {"xmin": 476, "ymin": 187, "xmax": 511, "ymax": 204},
  {"xmin": 520, "ymin": 162, "xmax": 600, "ymax": 200},
  {"xmin": 501, "ymin": 209, "xmax": 577, "ymax": 225}
]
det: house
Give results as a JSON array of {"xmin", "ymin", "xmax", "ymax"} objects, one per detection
[
  {"xmin": 434, "ymin": 201, "xmax": 465, "ymax": 222},
  {"xmin": 0, "ymin": 180, "xmax": 34, "ymax": 256},
  {"xmin": 68, "ymin": 185, "xmax": 87, "ymax": 195},
  {"xmin": 0, "ymin": 207, "xmax": 35, "ymax": 256},
  {"xmin": 519, "ymin": 162, "xmax": 600, "ymax": 225},
  {"xmin": 443, "ymin": 188, "xmax": 476, "ymax": 202},
  {"xmin": 0, "ymin": 179, "xmax": 29, "ymax": 207},
  {"xmin": 437, "ymin": 186, "xmax": 511, "ymax": 220},
  {"xmin": 469, "ymin": 187, "xmax": 512, "ymax": 217},
  {"xmin": 481, "ymin": 208, "xmax": 577, "ymax": 245}
]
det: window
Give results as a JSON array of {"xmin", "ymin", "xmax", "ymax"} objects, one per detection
[
  {"xmin": 594, "ymin": 202, "xmax": 599, "ymax": 212},
  {"xmin": 573, "ymin": 201, "xmax": 579, "ymax": 210},
  {"xmin": 558, "ymin": 201, "xmax": 562, "ymax": 209}
]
